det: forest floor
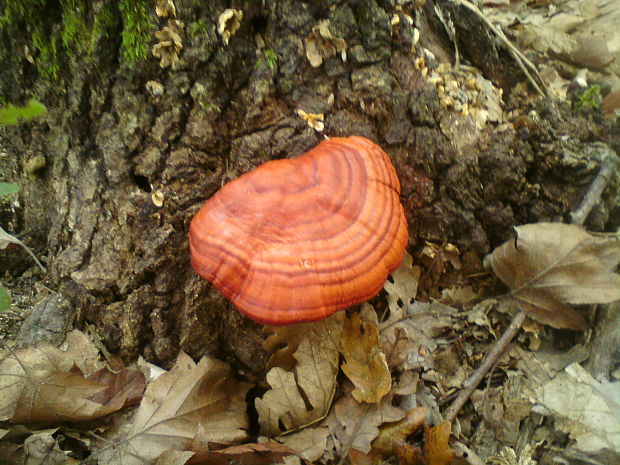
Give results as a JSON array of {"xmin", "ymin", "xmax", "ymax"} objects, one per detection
[{"xmin": 1, "ymin": 1, "xmax": 619, "ymax": 465}]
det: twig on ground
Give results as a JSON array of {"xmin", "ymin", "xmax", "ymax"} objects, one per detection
[
  {"xmin": 570, "ymin": 159, "xmax": 615, "ymax": 226},
  {"xmin": 444, "ymin": 309, "xmax": 526, "ymax": 422}
]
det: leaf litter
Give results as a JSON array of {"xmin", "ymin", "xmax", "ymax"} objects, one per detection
[
  {"xmin": 255, "ymin": 313, "xmax": 344, "ymax": 436},
  {"xmin": 0, "ymin": 330, "xmax": 144, "ymax": 424},
  {"xmin": 3, "ymin": 222, "xmax": 620, "ymax": 464},
  {"xmin": 99, "ymin": 352, "xmax": 250, "ymax": 465}
]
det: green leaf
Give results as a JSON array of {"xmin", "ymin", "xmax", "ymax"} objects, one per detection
[
  {"xmin": 0, "ymin": 286, "xmax": 10, "ymax": 312},
  {"xmin": 0, "ymin": 182, "xmax": 20, "ymax": 197},
  {"xmin": 0, "ymin": 98, "xmax": 47, "ymax": 125}
]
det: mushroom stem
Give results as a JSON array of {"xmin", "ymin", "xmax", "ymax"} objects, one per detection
[{"xmin": 444, "ymin": 309, "xmax": 526, "ymax": 422}]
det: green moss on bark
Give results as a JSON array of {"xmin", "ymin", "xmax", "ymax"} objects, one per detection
[
  {"xmin": 0, "ymin": 0, "xmax": 155, "ymax": 81},
  {"xmin": 119, "ymin": 0, "xmax": 156, "ymax": 67},
  {"xmin": 0, "ymin": 0, "xmax": 48, "ymax": 28},
  {"xmin": 32, "ymin": 26, "xmax": 60, "ymax": 80}
]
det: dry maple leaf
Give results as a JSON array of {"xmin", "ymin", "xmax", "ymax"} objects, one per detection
[
  {"xmin": 256, "ymin": 313, "xmax": 344, "ymax": 436},
  {"xmin": 340, "ymin": 313, "xmax": 391, "ymax": 404},
  {"xmin": 488, "ymin": 223, "xmax": 620, "ymax": 330},
  {"xmin": 102, "ymin": 352, "xmax": 250, "ymax": 465}
]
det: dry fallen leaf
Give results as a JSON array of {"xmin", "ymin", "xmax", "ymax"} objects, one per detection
[
  {"xmin": 153, "ymin": 450, "xmax": 194, "ymax": 465},
  {"xmin": 277, "ymin": 426, "xmax": 330, "ymax": 462},
  {"xmin": 424, "ymin": 421, "xmax": 453, "ymax": 465},
  {"xmin": 0, "ymin": 427, "xmax": 64, "ymax": 465},
  {"xmin": 189, "ymin": 442, "xmax": 302, "ymax": 465},
  {"xmin": 472, "ymin": 373, "xmax": 533, "ymax": 445},
  {"xmin": 371, "ymin": 406, "xmax": 427, "ymax": 460},
  {"xmin": 86, "ymin": 362, "xmax": 146, "ymax": 412},
  {"xmin": 532, "ymin": 362, "xmax": 620, "ymax": 455},
  {"xmin": 488, "ymin": 223, "xmax": 620, "ymax": 330},
  {"xmin": 0, "ymin": 331, "xmax": 141, "ymax": 424},
  {"xmin": 440, "ymin": 285, "xmax": 479, "ymax": 307},
  {"xmin": 326, "ymin": 387, "xmax": 406, "ymax": 455},
  {"xmin": 256, "ymin": 313, "xmax": 344, "ymax": 435},
  {"xmin": 378, "ymin": 301, "xmax": 457, "ymax": 371},
  {"xmin": 103, "ymin": 352, "xmax": 250, "ymax": 465},
  {"xmin": 418, "ymin": 243, "xmax": 458, "ymax": 287},
  {"xmin": 263, "ymin": 322, "xmax": 312, "ymax": 371},
  {"xmin": 340, "ymin": 313, "xmax": 391, "ymax": 404},
  {"xmin": 347, "ymin": 447, "xmax": 374, "ymax": 465},
  {"xmin": 23, "ymin": 431, "xmax": 68, "ymax": 465},
  {"xmin": 384, "ymin": 251, "xmax": 420, "ymax": 312}
]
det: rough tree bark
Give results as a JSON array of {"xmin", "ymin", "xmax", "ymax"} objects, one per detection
[{"xmin": 0, "ymin": 0, "xmax": 617, "ymax": 371}]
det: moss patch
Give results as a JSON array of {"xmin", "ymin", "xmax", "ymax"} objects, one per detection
[
  {"xmin": 0, "ymin": 0, "xmax": 48, "ymax": 28},
  {"xmin": 0, "ymin": 0, "xmax": 155, "ymax": 80},
  {"xmin": 189, "ymin": 19, "xmax": 209, "ymax": 37},
  {"xmin": 256, "ymin": 49, "xmax": 278, "ymax": 70},
  {"xmin": 32, "ymin": 25, "xmax": 60, "ymax": 80},
  {"xmin": 574, "ymin": 84, "xmax": 603, "ymax": 112},
  {"xmin": 119, "ymin": 0, "xmax": 156, "ymax": 67},
  {"xmin": 61, "ymin": 0, "xmax": 89, "ymax": 53}
]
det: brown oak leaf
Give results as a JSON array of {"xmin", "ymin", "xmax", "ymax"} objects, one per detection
[{"xmin": 488, "ymin": 223, "xmax": 620, "ymax": 330}]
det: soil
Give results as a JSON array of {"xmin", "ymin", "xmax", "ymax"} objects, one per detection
[{"xmin": 0, "ymin": 0, "xmax": 618, "ymax": 374}]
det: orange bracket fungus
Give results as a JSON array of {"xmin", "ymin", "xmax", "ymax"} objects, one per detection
[{"xmin": 189, "ymin": 136, "xmax": 408, "ymax": 325}]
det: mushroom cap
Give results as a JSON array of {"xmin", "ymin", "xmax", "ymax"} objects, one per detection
[{"xmin": 189, "ymin": 136, "xmax": 408, "ymax": 325}]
